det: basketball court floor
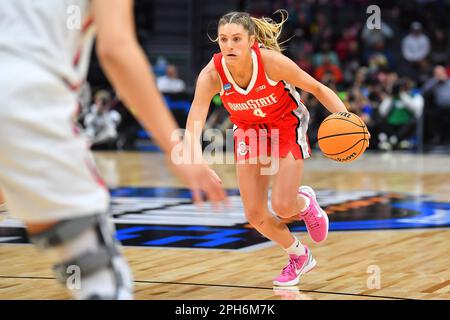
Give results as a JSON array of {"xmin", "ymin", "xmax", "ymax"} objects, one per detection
[{"xmin": 0, "ymin": 151, "xmax": 449, "ymax": 300}]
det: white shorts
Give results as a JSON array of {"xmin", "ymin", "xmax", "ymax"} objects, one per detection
[{"xmin": 0, "ymin": 52, "xmax": 109, "ymax": 222}]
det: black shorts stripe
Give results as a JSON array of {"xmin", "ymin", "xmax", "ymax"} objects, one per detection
[
  {"xmin": 291, "ymin": 111, "xmax": 304, "ymax": 159},
  {"xmin": 282, "ymin": 81, "xmax": 300, "ymax": 108}
]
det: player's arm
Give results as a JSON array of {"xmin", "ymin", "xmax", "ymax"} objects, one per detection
[
  {"xmin": 262, "ymin": 49, "xmax": 347, "ymax": 113},
  {"xmin": 93, "ymin": 0, "xmax": 226, "ymax": 204},
  {"xmin": 185, "ymin": 60, "xmax": 222, "ymax": 165}
]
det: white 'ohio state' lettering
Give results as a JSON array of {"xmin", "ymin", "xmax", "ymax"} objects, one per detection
[{"xmin": 228, "ymin": 93, "xmax": 277, "ymax": 111}]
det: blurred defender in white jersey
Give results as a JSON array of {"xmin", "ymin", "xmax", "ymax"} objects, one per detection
[
  {"xmin": 0, "ymin": 190, "xmax": 5, "ymax": 214},
  {"xmin": 0, "ymin": 0, "xmax": 226, "ymax": 299}
]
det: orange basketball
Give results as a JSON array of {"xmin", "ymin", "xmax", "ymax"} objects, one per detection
[{"xmin": 317, "ymin": 112, "xmax": 369, "ymax": 162}]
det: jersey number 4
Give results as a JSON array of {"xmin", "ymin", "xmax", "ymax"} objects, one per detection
[{"xmin": 253, "ymin": 108, "xmax": 266, "ymax": 118}]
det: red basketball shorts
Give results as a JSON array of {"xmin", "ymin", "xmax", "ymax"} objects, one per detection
[{"xmin": 233, "ymin": 110, "xmax": 311, "ymax": 162}]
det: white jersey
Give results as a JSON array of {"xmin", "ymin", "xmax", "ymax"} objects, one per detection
[
  {"xmin": 0, "ymin": 0, "xmax": 95, "ymax": 90},
  {"xmin": 0, "ymin": 0, "xmax": 108, "ymax": 222}
]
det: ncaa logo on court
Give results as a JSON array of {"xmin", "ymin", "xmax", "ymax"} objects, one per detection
[
  {"xmin": 224, "ymin": 83, "xmax": 232, "ymax": 91},
  {"xmin": 1, "ymin": 188, "xmax": 450, "ymax": 250}
]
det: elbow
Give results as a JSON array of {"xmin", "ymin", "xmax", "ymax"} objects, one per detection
[
  {"xmin": 96, "ymin": 37, "xmax": 135, "ymax": 64},
  {"xmin": 96, "ymin": 42, "xmax": 121, "ymax": 64},
  {"xmin": 311, "ymin": 83, "xmax": 327, "ymax": 98}
]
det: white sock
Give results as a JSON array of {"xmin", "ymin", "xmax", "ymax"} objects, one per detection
[
  {"xmin": 285, "ymin": 237, "xmax": 306, "ymax": 256},
  {"xmin": 299, "ymin": 194, "xmax": 310, "ymax": 212}
]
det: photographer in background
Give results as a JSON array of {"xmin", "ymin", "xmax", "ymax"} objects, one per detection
[{"xmin": 84, "ymin": 90, "xmax": 122, "ymax": 150}]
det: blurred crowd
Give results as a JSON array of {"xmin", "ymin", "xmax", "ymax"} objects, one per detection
[
  {"xmin": 79, "ymin": 0, "xmax": 450, "ymax": 152},
  {"xmin": 78, "ymin": 58, "xmax": 189, "ymax": 151},
  {"xmin": 244, "ymin": 0, "xmax": 450, "ymax": 150}
]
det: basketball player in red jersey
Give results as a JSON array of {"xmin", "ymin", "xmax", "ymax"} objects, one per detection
[{"xmin": 185, "ymin": 11, "xmax": 351, "ymax": 286}]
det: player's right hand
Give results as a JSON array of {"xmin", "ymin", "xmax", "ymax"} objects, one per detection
[{"xmin": 170, "ymin": 162, "xmax": 228, "ymax": 207}]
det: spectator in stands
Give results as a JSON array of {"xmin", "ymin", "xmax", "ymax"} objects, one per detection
[
  {"xmin": 153, "ymin": 55, "xmax": 168, "ymax": 77},
  {"xmin": 415, "ymin": 58, "xmax": 434, "ymax": 86},
  {"xmin": 312, "ymin": 41, "xmax": 340, "ymax": 68},
  {"xmin": 366, "ymin": 40, "xmax": 395, "ymax": 71},
  {"xmin": 361, "ymin": 19, "xmax": 394, "ymax": 49},
  {"xmin": 377, "ymin": 79, "xmax": 424, "ymax": 150},
  {"xmin": 422, "ymin": 65, "xmax": 450, "ymax": 145},
  {"xmin": 77, "ymin": 82, "xmax": 92, "ymax": 120},
  {"xmin": 342, "ymin": 40, "xmax": 362, "ymax": 86},
  {"xmin": 76, "ymin": 82, "xmax": 92, "ymax": 129},
  {"xmin": 287, "ymin": 32, "xmax": 313, "ymax": 64},
  {"xmin": 291, "ymin": 9, "xmax": 312, "ymax": 42},
  {"xmin": 401, "ymin": 22, "xmax": 431, "ymax": 64},
  {"xmin": 115, "ymin": 100, "xmax": 142, "ymax": 151},
  {"xmin": 346, "ymin": 88, "xmax": 373, "ymax": 122},
  {"xmin": 423, "ymin": 65, "xmax": 450, "ymax": 109},
  {"xmin": 376, "ymin": 70, "xmax": 398, "ymax": 95},
  {"xmin": 353, "ymin": 67, "xmax": 369, "ymax": 91},
  {"xmin": 314, "ymin": 56, "xmax": 344, "ymax": 84},
  {"xmin": 345, "ymin": 88, "xmax": 377, "ymax": 148},
  {"xmin": 335, "ymin": 28, "xmax": 357, "ymax": 62},
  {"xmin": 84, "ymin": 90, "xmax": 121, "ymax": 150},
  {"xmin": 295, "ymin": 51, "xmax": 313, "ymax": 75},
  {"xmin": 310, "ymin": 12, "xmax": 334, "ymax": 45},
  {"xmin": 157, "ymin": 64, "xmax": 186, "ymax": 94},
  {"xmin": 364, "ymin": 72, "xmax": 385, "ymax": 106},
  {"xmin": 430, "ymin": 28, "xmax": 449, "ymax": 65}
]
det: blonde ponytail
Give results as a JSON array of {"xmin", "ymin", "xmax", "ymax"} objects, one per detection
[
  {"xmin": 250, "ymin": 9, "xmax": 288, "ymax": 52},
  {"xmin": 215, "ymin": 9, "xmax": 289, "ymax": 53}
]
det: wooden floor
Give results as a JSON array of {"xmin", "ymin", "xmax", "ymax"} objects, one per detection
[{"xmin": 0, "ymin": 151, "xmax": 449, "ymax": 300}]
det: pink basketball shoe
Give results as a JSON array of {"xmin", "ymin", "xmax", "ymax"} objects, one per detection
[
  {"xmin": 273, "ymin": 246, "xmax": 316, "ymax": 286},
  {"xmin": 298, "ymin": 186, "xmax": 329, "ymax": 243}
]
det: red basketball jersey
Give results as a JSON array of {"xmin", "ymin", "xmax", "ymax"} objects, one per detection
[{"xmin": 213, "ymin": 43, "xmax": 305, "ymax": 125}]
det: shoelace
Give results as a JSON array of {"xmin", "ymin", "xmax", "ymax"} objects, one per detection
[
  {"xmin": 281, "ymin": 260, "xmax": 296, "ymax": 276},
  {"xmin": 301, "ymin": 208, "xmax": 321, "ymax": 230}
]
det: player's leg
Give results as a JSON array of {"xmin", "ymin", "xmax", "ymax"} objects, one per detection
[
  {"xmin": 271, "ymin": 153, "xmax": 306, "ymax": 219},
  {"xmin": 271, "ymin": 153, "xmax": 328, "ymax": 244},
  {"xmin": 0, "ymin": 123, "xmax": 133, "ymax": 301},
  {"xmin": 271, "ymin": 110, "xmax": 328, "ymax": 244},
  {"xmin": 236, "ymin": 161, "xmax": 293, "ymax": 248},
  {"xmin": 236, "ymin": 160, "xmax": 314, "ymax": 286},
  {"xmin": 26, "ymin": 213, "xmax": 132, "ymax": 300},
  {"xmin": 0, "ymin": 119, "xmax": 133, "ymax": 300},
  {"xmin": 0, "ymin": 53, "xmax": 132, "ymax": 299},
  {"xmin": 266, "ymin": 154, "xmax": 316, "ymax": 286},
  {"xmin": 234, "ymin": 124, "xmax": 294, "ymax": 248}
]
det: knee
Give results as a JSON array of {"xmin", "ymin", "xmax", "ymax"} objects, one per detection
[
  {"xmin": 244, "ymin": 207, "xmax": 265, "ymax": 226},
  {"xmin": 271, "ymin": 196, "xmax": 297, "ymax": 218}
]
